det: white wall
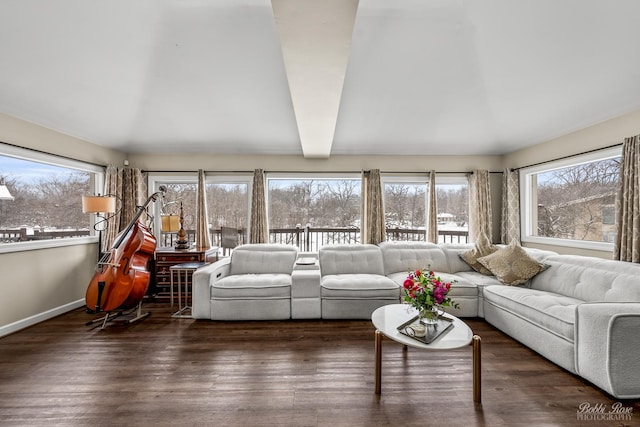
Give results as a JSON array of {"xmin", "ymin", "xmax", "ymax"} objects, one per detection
[
  {"xmin": 0, "ymin": 113, "xmax": 125, "ymax": 335},
  {"xmin": 504, "ymin": 108, "xmax": 640, "ymax": 258}
]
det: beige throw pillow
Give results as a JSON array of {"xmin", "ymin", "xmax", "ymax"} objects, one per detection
[
  {"xmin": 459, "ymin": 232, "xmax": 497, "ymax": 275},
  {"xmin": 477, "ymin": 242, "xmax": 547, "ymax": 286}
]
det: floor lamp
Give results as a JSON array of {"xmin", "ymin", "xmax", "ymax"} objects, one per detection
[{"xmin": 82, "ymin": 195, "xmax": 117, "ymax": 261}]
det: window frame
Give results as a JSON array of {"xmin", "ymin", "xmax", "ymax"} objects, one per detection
[
  {"xmin": 380, "ymin": 173, "xmax": 428, "ymax": 230},
  {"xmin": 205, "ymin": 173, "xmax": 252, "ymax": 241},
  {"xmin": 380, "ymin": 173, "xmax": 469, "ymax": 241},
  {"xmin": 147, "ymin": 172, "xmax": 252, "ymax": 243},
  {"xmin": 0, "ymin": 144, "xmax": 104, "ymax": 254},
  {"xmin": 519, "ymin": 146, "xmax": 622, "ymax": 251},
  {"xmin": 266, "ymin": 172, "xmax": 362, "ymax": 227}
]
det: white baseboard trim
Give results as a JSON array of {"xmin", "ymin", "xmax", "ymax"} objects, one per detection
[{"xmin": 0, "ymin": 299, "xmax": 85, "ymax": 338}]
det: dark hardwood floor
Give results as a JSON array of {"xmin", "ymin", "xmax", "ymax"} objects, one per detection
[{"xmin": 0, "ymin": 303, "xmax": 638, "ymax": 427}]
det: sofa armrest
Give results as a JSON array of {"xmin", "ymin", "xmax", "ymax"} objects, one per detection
[
  {"xmin": 192, "ymin": 258, "xmax": 231, "ymax": 319},
  {"xmin": 575, "ymin": 302, "xmax": 640, "ymax": 399}
]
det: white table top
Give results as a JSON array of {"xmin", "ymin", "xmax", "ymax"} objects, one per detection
[{"xmin": 371, "ymin": 304, "xmax": 473, "ymax": 350}]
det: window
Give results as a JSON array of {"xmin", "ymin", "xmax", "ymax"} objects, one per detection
[
  {"xmin": 521, "ymin": 147, "xmax": 621, "ymax": 250},
  {"xmin": 267, "ymin": 174, "xmax": 361, "ymax": 251},
  {"xmin": 148, "ymin": 174, "xmax": 250, "ymax": 248},
  {"xmin": 382, "ymin": 175, "xmax": 469, "ymax": 243},
  {"xmin": 382, "ymin": 176, "xmax": 426, "ymax": 241},
  {"xmin": 0, "ymin": 144, "xmax": 103, "ymax": 252},
  {"xmin": 435, "ymin": 178, "xmax": 469, "ymax": 243},
  {"xmin": 206, "ymin": 176, "xmax": 249, "ymax": 247}
]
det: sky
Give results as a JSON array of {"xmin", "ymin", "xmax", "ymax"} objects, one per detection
[{"xmin": 0, "ymin": 155, "xmax": 79, "ymax": 185}]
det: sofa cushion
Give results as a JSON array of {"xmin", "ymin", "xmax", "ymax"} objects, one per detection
[
  {"xmin": 211, "ymin": 274, "xmax": 291, "ymax": 299},
  {"xmin": 459, "ymin": 232, "xmax": 497, "ymax": 275},
  {"xmin": 229, "ymin": 244, "xmax": 297, "ymax": 275},
  {"xmin": 378, "ymin": 241, "xmax": 449, "ymax": 275},
  {"xmin": 529, "ymin": 255, "xmax": 640, "ymax": 302},
  {"xmin": 455, "ymin": 271, "xmax": 503, "ymax": 288},
  {"xmin": 483, "ymin": 285, "xmax": 581, "ymax": 342},
  {"xmin": 478, "ymin": 242, "xmax": 547, "ymax": 286},
  {"xmin": 321, "ymin": 274, "xmax": 399, "ymax": 299},
  {"xmin": 319, "ymin": 244, "xmax": 385, "ymax": 276},
  {"xmin": 441, "ymin": 244, "xmax": 475, "ymax": 273}
]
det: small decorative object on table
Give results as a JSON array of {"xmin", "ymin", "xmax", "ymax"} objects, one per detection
[
  {"xmin": 402, "ymin": 267, "xmax": 459, "ymax": 325},
  {"xmin": 397, "ymin": 314, "xmax": 454, "ymax": 344}
]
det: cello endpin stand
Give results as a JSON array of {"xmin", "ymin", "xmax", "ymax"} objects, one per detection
[
  {"xmin": 126, "ymin": 301, "xmax": 150, "ymax": 325},
  {"xmin": 86, "ymin": 302, "xmax": 149, "ymax": 330},
  {"xmin": 85, "ymin": 311, "xmax": 123, "ymax": 328}
]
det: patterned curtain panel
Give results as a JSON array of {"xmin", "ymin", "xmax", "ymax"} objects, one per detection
[
  {"xmin": 363, "ymin": 169, "xmax": 385, "ymax": 245},
  {"xmin": 427, "ymin": 170, "xmax": 438, "ymax": 243},
  {"xmin": 360, "ymin": 171, "xmax": 369, "ymax": 243},
  {"xmin": 250, "ymin": 169, "xmax": 268, "ymax": 244},
  {"xmin": 501, "ymin": 168, "xmax": 521, "ymax": 244},
  {"xmin": 614, "ymin": 135, "xmax": 640, "ymax": 262},
  {"xmin": 468, "ymin": 169, "xmax": 492, "ymax": 242},
  {"xmin": 195, "ymin": 169, "xmax": 211, "ymax": 250},
  {"xmin": 102, "ymin": 166, "xmax": 144, "ymax": 251}
]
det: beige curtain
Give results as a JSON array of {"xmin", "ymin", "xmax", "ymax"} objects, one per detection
[
  {"xmin": 103, "ymin": 166, "xmax": 145, "ymax": 251},
  {"xmin": 250, "ymin": 169, "xmax": 268, "ymax": 243},
  {"xmin": 614, "ymin": 135, "xmax": 640, "ymax": 262},
  {"xmin": 469, "ymin": 169, "xmax": 492, "ymax": 242},
  {"xmin": 501, "ymin": 168, "xmax": 521, "ymax": 244},
  {"xmin": 427, "ymin": 170, "xmax": 438, "ymax": 243},
  {"xmin": 195, "ymin": 169, "xmax": 211, "ymax": 250},
  {"xmin": 362, "ymin": 169, "xmax": 385, "ymax": 245}
]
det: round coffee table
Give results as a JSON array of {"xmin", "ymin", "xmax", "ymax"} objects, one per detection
[{"xmin": 371, "ymin": 303, "xmax": 481, "ymax": 403}]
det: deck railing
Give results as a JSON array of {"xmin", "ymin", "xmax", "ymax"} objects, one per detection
[
  {"xmin": 159, "ymin": 226, "xmax": 469, "ymax": 252},
  {"xmin": 0, "ymin": 228, "xmax": 90, "ymax": 243}
]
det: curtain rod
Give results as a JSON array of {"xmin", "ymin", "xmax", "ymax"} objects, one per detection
[
  {"xmin": 510, "ymin": 143, "xmax": 623, "ymax": 172},
  {"xmin": 143, "ymin": 169, "xmax": 503, "ymax": 175},
  {"xmin": 1, "ymin": 140, "xmax": 107, "ymax": 169}
]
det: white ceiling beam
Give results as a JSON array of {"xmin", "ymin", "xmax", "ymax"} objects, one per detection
[{"xmin": 271, "ymin": 0, "xmax": 359, "ymax": 158}]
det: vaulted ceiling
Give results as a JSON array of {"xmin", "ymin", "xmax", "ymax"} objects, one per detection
[{"xmin": 1, "ymin": 0, "xmax": 639, "ymax": 158}]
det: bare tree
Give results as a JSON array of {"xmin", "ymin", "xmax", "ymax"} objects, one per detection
[
  {"xmin": 321, "ymin": 180, "xmax": 360, "ymax": 227},
  {"xmin": 536, "ymin": 158, "xmax": 619, "ymax": 240},
  {"xmin": 384, "ymin": 184, "xmax": 425, "ymax": 228},
  {"xmin": 207, "ymin": 184, "xmax": 247, "ymax": 229}
]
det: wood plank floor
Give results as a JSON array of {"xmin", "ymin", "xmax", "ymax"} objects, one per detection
[{"xmin": 0, "ymin": 304, "xmax": 638, "ymax": 427}]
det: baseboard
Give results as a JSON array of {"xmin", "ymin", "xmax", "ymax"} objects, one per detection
[{"xmin": 0, "ymin": 299, "xmax": 85, "ymax": 338}]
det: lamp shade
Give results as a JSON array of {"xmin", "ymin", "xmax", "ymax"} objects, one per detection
[
  {"xmin": 161, "ymin": 214, "xmax": 180, "ymax": 232},
  {"xmin": 82, "ymin": 195, "xmax": 116, "ymax": 214},
  {"xmin": 0, "ymin": 184, "xmax": 14, "ymax": 201}
]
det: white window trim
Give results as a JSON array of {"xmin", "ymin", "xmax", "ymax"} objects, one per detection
[
  {"xmin": 0, "ymin": 145, "xmax": 104, "ymax": 254},
  {"xmin": 267, "ymin": 172, "xmax": 362, "ymax": 181},
  {"xmin": 206, "ymin": 173, "xmax": 252, "ymax": 240},
  {"xmin": 519, "ymin": 146, "xmax": 621, "ymax": 251},
  {"xmin": 147, "ymin": 173, "xmax": 198, "ymax": 241},
  {"xmin": 381, "ymin": 174, "xmax": 428, "ymax": 185},
  {"xmin": 147, "ymin": 172, "xmax": 252, "ymax": 241}
]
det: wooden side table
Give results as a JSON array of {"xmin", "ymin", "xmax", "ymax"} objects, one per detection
[{"xmin": 170, "ymin": 261, "xmax": 208, "ymax": 318}]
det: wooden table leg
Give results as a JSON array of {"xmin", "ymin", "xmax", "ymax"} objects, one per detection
[
  {"xmin": 375, "ymin": 330, "xmax": 383, "ymax": 394},
  {"xmin": 473, "ymin": 334, "xmax": 481, "ymax": 404}
]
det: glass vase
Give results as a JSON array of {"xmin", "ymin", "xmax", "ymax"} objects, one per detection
[{"xmin": 418, "ymin": 306, "xmax": 439, "ymax": 325}]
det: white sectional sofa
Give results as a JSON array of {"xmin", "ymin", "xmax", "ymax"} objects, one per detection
[{"xmin": 192, "ymin": 241, "xmax": 640, "ymax": 398}]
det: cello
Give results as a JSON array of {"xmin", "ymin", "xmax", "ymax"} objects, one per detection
[{"xmin": 85, "ymin": 187, "xmax": 165, "ymax": 317}]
